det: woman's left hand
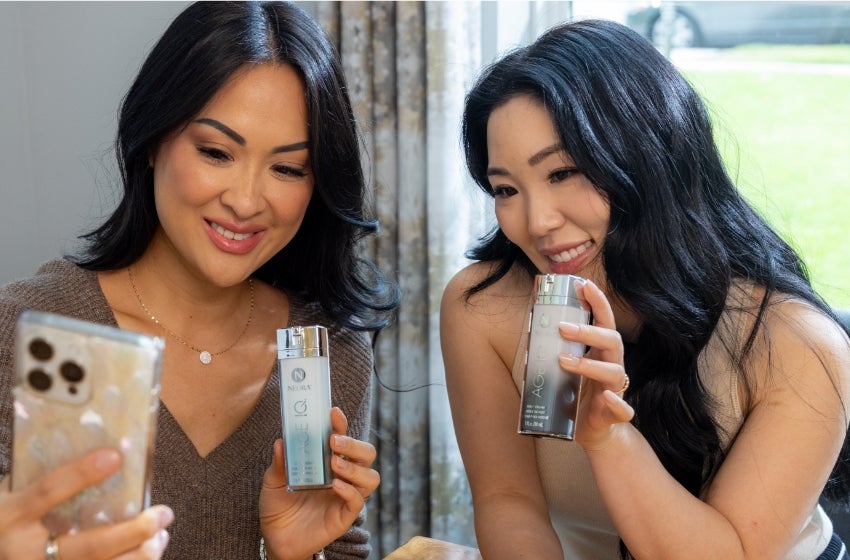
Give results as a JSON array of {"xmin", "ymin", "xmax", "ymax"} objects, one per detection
[
  {"xmin": 259, "ymin": 407, "xmax": 379, "ymax": 560},
  {"xmin": 558, "ymin": 279, "xmax": 635, "ymax": 451}
]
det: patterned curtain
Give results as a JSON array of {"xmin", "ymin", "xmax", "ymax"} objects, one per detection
[{"xmin": 300, "ymin": 2, "xmax": 571, "ymax": 557}]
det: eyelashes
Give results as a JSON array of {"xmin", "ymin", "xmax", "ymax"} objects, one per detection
[
  {"xmin": 271, "ymin": 164, "xmax": 308, "ymax": 179},
  {"xmin": 489, "ymin": 167, "xmax": 580, "ymax": 197},
  {"xmin": 196, "ymin": 146, "xmax": 309, "ymax": 179},
  {"xmin": 492, "ymin": 185, "xmax": 517, "ymax": 198},
  {"xmin": 548, "ymin": 167, "xmax": 579, "ymax": 183},
  {"xmin": 197, "ymin": 146, "xmax": 230, "ymax": 162}
]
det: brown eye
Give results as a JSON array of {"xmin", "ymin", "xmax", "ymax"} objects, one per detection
[
  {"xmin": 197, "ymin": 146, "xmax": 231, "ymax": 162},
  {"xmin": 272, "ymin": 164, "xmax": 308, "ymax": 179},
  {"xmin": 549, "ymin": 168, "xmax": 579, "ymax": 183},
  {"xmin": 492, "ymin": 185, "xmax": 517, "ymax": 198}
]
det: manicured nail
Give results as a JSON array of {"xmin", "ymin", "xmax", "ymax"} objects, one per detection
[
  {"xmin": 154, "ymin": 505, "xmax": 175, "ymax": 528},
  {"xmin": 334, "ymin": 455, "xmax": 349, "ymax": 470},
  {"xmin": 142, "ymin": 505, "xmax": 174, "ymax": 531},
  {"xmin": 559, "ymin": 353, "xmax": 580, "ymax": 366},
  {"xmin": 604, "ymin": 389, "xmax": 623, "ymax": 404},
  {"xmin": 332, "ymin": 434, "xmax": 347, "ymax": 450},
  {"xmin": 559, "ymin": 322, "xmax": 580, "ymax": 335},
  {"xmin": 93, "ymin": 449, "xmax": 121, "ymax": 472},
  {"xmin": 141, "ymin": 529, "xmax": 170, "ymax": 558}
]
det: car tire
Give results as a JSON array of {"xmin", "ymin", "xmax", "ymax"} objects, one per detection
[{"xmin": 649, "ymin": 9, "xmax": 702, "ymax": 49}]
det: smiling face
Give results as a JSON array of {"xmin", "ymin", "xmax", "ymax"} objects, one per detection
[
  {"xmin": 486, "ymin": 94, "xmax": 610, "ymax": 285},
  {"xmin": 149, "ymin": 63, "xmax": 313, "ymax": 287}
]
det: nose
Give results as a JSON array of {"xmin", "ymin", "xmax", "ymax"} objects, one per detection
[
  {"xmin": 526, "ymin": 191, "xmax": 564, "ymax": 237},
  {"xmin": 219, "ymin": 170, "xmax": 265, "ymax": 219}
]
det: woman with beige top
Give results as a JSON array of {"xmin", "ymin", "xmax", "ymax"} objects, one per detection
[{"xmin": 442, "ymin": 19, "xmax": 850, "ymax": 560}]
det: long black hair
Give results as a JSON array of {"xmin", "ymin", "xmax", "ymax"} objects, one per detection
[
  {"xmin": 72, "ymin": 1, "xmax": 398, "ymax": 330},
  {"xmin": 462, "ymin": 18, "xmax": 850, "ymax": 556}
]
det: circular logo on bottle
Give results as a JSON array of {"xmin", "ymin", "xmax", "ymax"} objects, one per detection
[{"xmin": 291, "ymin": 367, "xmax": 307, "ymax": 382}]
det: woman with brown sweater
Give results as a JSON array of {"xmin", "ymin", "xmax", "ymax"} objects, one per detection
[{"xmin": 0, "ymin": 2, "xmax": 398, "ymax": 559}]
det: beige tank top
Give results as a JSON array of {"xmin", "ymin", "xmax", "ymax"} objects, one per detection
[{"xmin": 509, "ymin": 283, "xmax": 832, "ymax": 559}]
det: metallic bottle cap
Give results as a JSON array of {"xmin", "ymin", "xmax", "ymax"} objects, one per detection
[
  {"xmin": 277, "ymin": 325, "xmax": 329, "ymax": 359},
  {"xmin": 534, "ymin": 274, "xmax": 587, "ymax": 306}
]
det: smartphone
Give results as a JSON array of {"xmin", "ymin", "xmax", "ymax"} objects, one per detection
[{"xmin": 11, "ymin": 310, "xmax": 164, "ymax": 534}]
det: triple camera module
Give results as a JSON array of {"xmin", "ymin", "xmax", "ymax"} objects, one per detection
[{"xmin": 25, "ymin": 336, "xmax": 87, "ymax": 397}]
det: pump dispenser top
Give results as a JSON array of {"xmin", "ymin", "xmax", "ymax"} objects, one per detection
[{"xmin": 534, "ymin": 274, "xmax": 585, "ymax": 307}]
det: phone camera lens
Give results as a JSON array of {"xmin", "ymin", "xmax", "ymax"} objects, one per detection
[
  {"xmin": 28, "ymin": 338, "xmax": 53, "ymax": 361},
  {"xmin": 60, "ymin": 361, "xmax": 85, "ymax": 383},
  {"xmin": 27, "ymin": 368, "xmax": 52, "ymax": 392}
]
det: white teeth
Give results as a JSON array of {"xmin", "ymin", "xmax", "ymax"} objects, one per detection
[
  {"xmin": 212, "ymin": 223, "xmax": 253, "ymax": 241},
  {"xmin": 551, "ymin": 240, "xmax": 592, "ymax": 263}
]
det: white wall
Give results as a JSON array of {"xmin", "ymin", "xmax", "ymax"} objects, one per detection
[{"xmin": 0, "ymin": 2, "xmax": 188, "ymax": 285}]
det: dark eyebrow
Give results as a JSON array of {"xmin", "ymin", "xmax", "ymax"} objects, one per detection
[
  {"xmin": 527, "ymin": 143, "xmax": 562, "ymax": 166},
  {"xmin": 193, "ymin": 117, "xmax": 309, "ymax": 154},
  {"xmin": 194, "ymin": 118, "xmax": 245, "ymax": 145},
  {"xmin": 486, "ymin": 143, "xmax": 564, "ymax": 177},
  {"xmin": 271, "ymin": 141, "xmax": 309, "ymax": 154}
]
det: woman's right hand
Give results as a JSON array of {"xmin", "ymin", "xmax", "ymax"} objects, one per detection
[{"xmin": 0, "ymin": 448, "xmax": 173, "ymax": 559}]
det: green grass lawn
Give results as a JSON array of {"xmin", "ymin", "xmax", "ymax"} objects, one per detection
[{"xmin": 682, "ymin": 46, "xmax": 850, "ymax": 308}]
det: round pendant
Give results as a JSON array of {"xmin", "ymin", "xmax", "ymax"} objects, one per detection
[{"xmin": 199, "ymin": 351, "xmax": 212, "ymax": 365}]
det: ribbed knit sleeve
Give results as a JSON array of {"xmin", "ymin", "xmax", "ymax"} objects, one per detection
[{"xmin": 0, "ymin": 260, "xmax": 114, "ymax": 477}]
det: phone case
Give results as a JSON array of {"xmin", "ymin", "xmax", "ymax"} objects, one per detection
[{"xmin": 11, "ymin": 310, "xmax": 164, "ymax": 534}]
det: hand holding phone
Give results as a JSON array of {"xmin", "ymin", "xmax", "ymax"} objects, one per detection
[
  {"xmin": 0, "ymin": 447, "xmax": 173, "ymax": 558},
  {"xmin": 11, "ymin": 310, "xmax": 164, "ymax": 534}
]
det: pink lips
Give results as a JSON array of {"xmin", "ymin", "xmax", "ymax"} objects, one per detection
[
  {"xmin": 205, "ymin": 220, "xmax": 264, "ymax": 255},
  {"xmin": 542, "ymin": 240, "xmax": 594, "ymax": 276}
]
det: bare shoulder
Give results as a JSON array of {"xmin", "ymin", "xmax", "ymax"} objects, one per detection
[
  {"xmin": 442, "ymin": 262, "xmax": 531, "ymax": 325},
  {"xmin": 441, "ymin": 262, "xmax": 533, "ymax": 371},
  {"xmin": 750, "ymin": 292, "xmax": 850, "ymax": 403},
  {"xmin": 763, "ymin": 295, "xmax": 850, "ymax": 359}
]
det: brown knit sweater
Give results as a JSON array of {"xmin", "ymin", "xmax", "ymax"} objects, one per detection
[{"xmin": 0, "ymin": 260, "xmax": 375, "ymax": 559}]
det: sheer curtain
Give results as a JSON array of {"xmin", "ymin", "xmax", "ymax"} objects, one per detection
[{"xmin": 300, "ymin": 2, "xmax": 572, "ymax": 557}]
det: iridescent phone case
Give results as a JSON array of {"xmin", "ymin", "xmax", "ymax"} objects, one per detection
[{"xmin": 11, "ymin": 310, "xmax": 164, "ymax": 534}]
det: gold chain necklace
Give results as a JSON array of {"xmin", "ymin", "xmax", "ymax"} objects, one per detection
[{"xmin": 127, "ymin": 267, "xmax": 255, "ymax": 365}]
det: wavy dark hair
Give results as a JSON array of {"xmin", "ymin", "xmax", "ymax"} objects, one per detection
[
  {"xmin": 461, "ymin": 19, "xmax": 850, "ymax": 557},
  {"xmin": 71, "ymin": 1, "xmax": 398, "ymax": 330}
]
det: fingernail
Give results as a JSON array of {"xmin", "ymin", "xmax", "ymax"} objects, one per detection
[
  {"xmin": 334, "ymin": 454, "xmax": 349, "ymax": 469},
  {"xmin": 93, "ymin": 449, "xmax": 121, "ymax": 472},
  {"xmin": 332, "ymin": 434, "xmax": 347, "ymax": 450},
  {"xmin": 604, "ymin": 389, "xmax": 623, "ymax": 404},
  {"xmin": 144, "ymin": 505, "xmax": 174, "ymax": 529},
  {"xmin": 141, "ymin": 529, "xmax": 170, "ymax": 558},
  {"xmin": 155, "ymin": 505, "xmax": 175, "ymax": 528},
  {"xmin": 559, "ymin": 322, "xmax": 580, "ymax": 335},
  {"xmin": 574, "ymin": 279, "xmax": 587, "ymax": 297},
  {"xmin": 559, "ymin": 353, "xmax": 580, "ymax": 366}
]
